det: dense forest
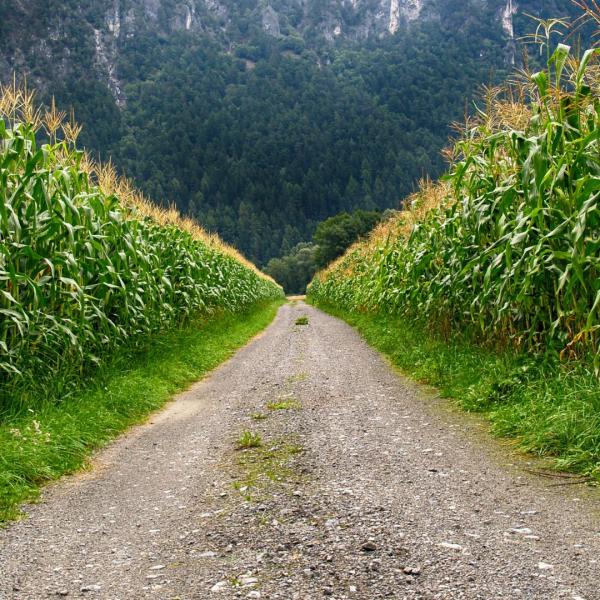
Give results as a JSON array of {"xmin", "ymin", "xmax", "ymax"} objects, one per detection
[{"xmin": 0, "ymin": 0, "xmax": 586, "ymax": 265}]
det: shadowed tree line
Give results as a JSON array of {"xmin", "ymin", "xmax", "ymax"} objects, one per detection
[{"xmin": 265, "ymin": 210, "xmax": 386, "ymax": 293}]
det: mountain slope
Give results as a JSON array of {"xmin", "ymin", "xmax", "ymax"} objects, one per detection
[{"xmin": 0, "ymin": 0, "xmax": 584, "ymax": 264}]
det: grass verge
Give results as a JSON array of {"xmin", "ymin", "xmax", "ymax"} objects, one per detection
[
  {"xmin": 312, "ymin": 301, "xmax": 600, "ymax": 481},
  {"xmin": 0, "ymin": 299, "xmax": 284, "ymax": 523}
]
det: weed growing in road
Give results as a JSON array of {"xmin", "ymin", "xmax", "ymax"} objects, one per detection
[
  {"xmin": 234, "ymin": 437, "xmax": 304, "ymax": 501},
  {"xmin": 295, "ymin": 317, "xmax": 309, "ymax": 326},
  {"xmin": 287, "ymin": 373, "xmax": 308, "ymax": 384},
  {"xmin": 267, "ymin": 399, "xmax": 302, "ymax": 411},
  {"xmin": 251, "ymin": 412, "xmax": 268, "ymax": 421},
  {"xmin": 237, "ymin": 430, "xmax": 263, "ymax": 450}
]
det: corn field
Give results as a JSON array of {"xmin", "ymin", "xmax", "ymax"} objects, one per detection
[
  {"xmin": 0, "ymin": 87, "xmax": 282, "ymax": 412},
  {"xmin": 309, "ymin": 41, "xmax": 600, "ymax": 369}
]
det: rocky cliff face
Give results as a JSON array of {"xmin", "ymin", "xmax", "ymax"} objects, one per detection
[
  {"xmin": 0, "ymin": 0, "xmax": 569, "ymax": 105},
  {"xmin": 6, "ymin": 0, "xmax": 519, "ymax": 49},
  {"xmin": 80, "ymin": 0, "xmax": 520, "ymax": 99},
  {"xmin": 106, "ymin": 0, "xmax": 488, "ymax": 40},
  {"xmin": 0, "ymin": 0, "xmax": 576, "ymax": 109},
  {"xmin": 99, "ymin": 0, "xmax": 429, "ymax": 38}
]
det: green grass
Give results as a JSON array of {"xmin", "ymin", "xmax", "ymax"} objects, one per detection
[
  {"xmin": 295, "ymin": 317, "xmax": 309, "ymax": 326},
  {"xmin": 236, "ymin": 430, "xmax": 263, "ymax": 450},
  {"xmin": 266, "ymin": 398, "xmax": 302, "ymax": 411},
  {"xmin": 314, "ymin": 302, "xmax": 600, "ymax": 480},
  {"xmin": 251, "ymin": 412, "xmax": 268, "ymax": 421},
  {"xmin": 0, "ymin": 299, "xmax": 283, "ymax": 523},
  {"xmin": 287, "ymin": 373, "xmax": 308, "ymax": 383}
]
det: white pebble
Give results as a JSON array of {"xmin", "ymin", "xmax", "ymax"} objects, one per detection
[
  {"xmin": 211, "ymin": 581, "xmax": 228, "ymax": 592},
  {"xmin": 438, "ymin": 542, "xmax": 463, "ymax": 551},
  {"xmin": 510, "ymin": 528, "xmax": 533, "ymax": 535}
]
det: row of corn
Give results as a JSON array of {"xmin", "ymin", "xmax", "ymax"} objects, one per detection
[
  {"xmin": 0, "ymin": 87, "xmax": 283, "ymax": 411},
  {"xmin": 309, "ymin": 42, "xmax": 600, "ymax": 369}
]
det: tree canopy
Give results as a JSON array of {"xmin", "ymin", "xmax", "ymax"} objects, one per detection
[{"xmin": 265, "ymin": 209, "xmax": 384, "ymax": 293}]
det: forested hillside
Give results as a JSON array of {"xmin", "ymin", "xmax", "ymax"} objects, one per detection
[{"xmin": 0, "ymin": 0, "xmax": 585, "ymax": 264}]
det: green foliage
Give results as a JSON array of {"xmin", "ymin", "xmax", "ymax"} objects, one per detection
[
  {"xmin": 0, "ymin": 1, "xmax": 588, "ymax": 265},
  {"xmin": 266, "ymin": 398, "xmax": 301, "ymax": 410},
  {"xmin": 0, "ymin": 299, "xmax": 282, "ymax": 522},
  {"xmin": 313, "ymin": 210, "xmax": 382, "ymax": 269},
  {"xmin": 265, "ymin": 210, "xmax": 384, "ymax": 293},
  {"xmin": 115, "ymin": 44, "xmax": 417, "ymax": 264},
  {"xmin": 264, "ymin": 242, "xmax": 317, "ymax": 295},
  {"xmin": 309, "ymin": 42, "xmax": 600, "ymax": 368},
  {"xmin": 0, "ymin": 101, "xmax": 282, "ymax": 416},
  {"xmin": 294, "ymin": 317, "xmax": 308, "ymax": 326},
  {"xmin": 233, "ymin": 436, "xmax": 304, "ymax": 500},
  {"xmin": 237, "ymin": 430, "xmax": 263, "ymax": 449}
]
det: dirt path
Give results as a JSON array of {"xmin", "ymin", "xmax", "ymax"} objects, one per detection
[{"xmin": 1, "ymin": 302, "xmax": 599, "ymax": 600}]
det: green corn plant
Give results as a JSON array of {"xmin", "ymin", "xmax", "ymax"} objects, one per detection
[
  {"xmin": 0, "ymin": 88, "xmax": 283, "ymax": 415},
  {"xmin": 309, "ymin": 40, "xmax": 600, "ymax": 371}
]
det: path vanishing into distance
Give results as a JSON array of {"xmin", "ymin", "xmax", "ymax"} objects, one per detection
[{"xmin": 1, "ymin": 302, "xmax": 599, "ymax": 600}]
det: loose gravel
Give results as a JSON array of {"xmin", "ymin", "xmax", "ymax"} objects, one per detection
[{"xmin": 0, "ymin": 302, "xmax": 599, "ymax": 599}]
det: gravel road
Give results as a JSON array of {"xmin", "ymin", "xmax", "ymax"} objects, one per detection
[{"xmin": 1, "ymin": 302, "xmax": 599, "ymax": 600}]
